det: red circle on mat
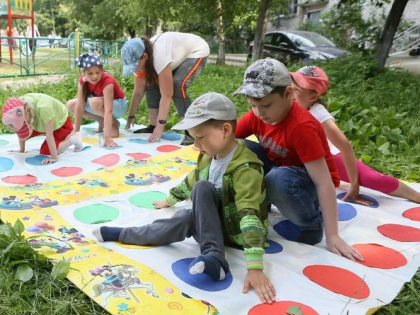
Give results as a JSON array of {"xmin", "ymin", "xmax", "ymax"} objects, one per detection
[
  {"xmin": 126, "ymin": 153, "xmax": 151, "ymax": 160},
  {"xmin": 248, "ymin": 301, "xmax": 319, "ymax": 315},
  {"xmin": 51, "ymin": 167, "xmax": 83, "ymax": 177},
  {"xmin": 377, "ymin": 224, "xmax": 420, "ymax": 242},
  {"xmin": 91, "ymin": 154, "xmax": 120, "ymax": 167},
  {"xmin": 157, "ymin": 145, "xmax": 181, "ymax": 153},
  {"xmin": 303, "ymin": 265, "xmax": 370, "ymax": 299},
  {"xmin": 2, "ymin": 174, "xmax": 37, "ymax": 184},
  {"xmin": 403, "ymin": 207, "xmax": 420, "ymax": 222},
  {"xmin": 353, "ymin": 244, "xmax": 407, "ymax": 269}
]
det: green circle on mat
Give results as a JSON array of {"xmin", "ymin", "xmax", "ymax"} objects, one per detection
[
  {"xmin": 74, "ymin": 204, "xmax": 120, "ymax": 224},
  {"xmin": 129, "ymin": 191, "xmax": 167, "ymax": 209},
  {"xmin": 0, "ymin": 139, "xmax": 9, "ymax": 147}
]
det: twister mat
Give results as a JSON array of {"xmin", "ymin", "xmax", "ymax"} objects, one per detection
[{"xmin": 1, "ymin": 121, "xmax": 420, "ymax": 315}]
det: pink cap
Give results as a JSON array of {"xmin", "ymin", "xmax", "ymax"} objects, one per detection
[
  {"xmin": 290, "ymin": 66, "xmax": 329, "ymax": 96},
  {"xmin": 1, "ymin": 98, "xmax": 32, "ymax": 140}
]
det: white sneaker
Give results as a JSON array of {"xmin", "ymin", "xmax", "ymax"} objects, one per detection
[{"xmin": 70, "ymin": 132, "xmax": 83, "ymax": 152}]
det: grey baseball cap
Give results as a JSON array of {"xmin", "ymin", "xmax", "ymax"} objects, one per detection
[
  {"xmin": 121, "ymin": 38, "xmax": 145, "ymax": 76},
  {"xmin": 233, "ymin": 58, "xmax": 292, "ymax": 98},
  {"xmin": 172, "ymin": 92, "xmax": 237, "ymax": 130}
]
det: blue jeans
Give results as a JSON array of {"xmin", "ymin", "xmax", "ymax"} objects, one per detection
[{"xmin": 244, "ymin": 140, "xmax": 323, "ymax": 245}]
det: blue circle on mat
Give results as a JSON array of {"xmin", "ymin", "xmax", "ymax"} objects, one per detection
[
  {"xmin": 161, "ymin": 133, "xmax": 182, "ymax": 141},
  {"xmin": 0, "ymin": 157, "xmax": 14, "ymax": 172},
  {"xmin": 273, "ymin": 220, "xmax": 300, "ymax": 241},
  {"xmin": 83, "ymin": 127, "xmax": 98, "ymax": 133},
  {"xmin": 230, "ymin": 239, "xmax": 283, "ymax": 254},
  {"xmin": 102, "ymin": 146, "xmax": 123, "ymax": 150},
  {"xmin": 82, "ymin": 146, "xmax": 91, "ymax": 151},
  {"xmin": 172, "ymin": 258, "xmax": 233, "ymax": 292},
  {"xmin": 336, "ymin": 192, "xmax": 379, "ymax": 208},
  {"xmin": 0, "ymin": 139, "xmax": 9, "ymax": 147},
  {"xmin": 25, "ymin": 155, "xmax": 51, "ymax": 166},
  {"xmin": 337, "ymin": 203, "xmax": 357, "ymax": 221},
  {"xmin": 129, "ymin": 139, "xmax": 148, "ymax": 144}
]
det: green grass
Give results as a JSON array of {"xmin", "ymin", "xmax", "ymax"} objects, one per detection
[
  {"xmin": 0, "ymin": 47, "xmax": 73, "ymax": 77},
  {"xmin": 0, "ymin": 222, "xmax": 109, "ymax": 315},
  {"xmin": 1, "ymin": 55, "xmax": 420, "ymax": 314}
]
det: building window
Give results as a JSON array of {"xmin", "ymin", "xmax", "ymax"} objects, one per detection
[
  {"xmin": 290, "ymin": 0, "xmax": 298, "ymax": 15},
  {"xmin": 308, "ymin": 10, "xmax": 321, "ymax": 23}
]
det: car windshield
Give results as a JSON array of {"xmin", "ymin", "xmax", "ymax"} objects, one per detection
[{"xmin": 287, "ymin": 33, "xmax": 336, "ymax": 48}]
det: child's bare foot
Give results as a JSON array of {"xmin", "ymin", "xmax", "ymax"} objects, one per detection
[{"xmin": 111, "ymin": 120, "xmax": 120, "ymax": 138}]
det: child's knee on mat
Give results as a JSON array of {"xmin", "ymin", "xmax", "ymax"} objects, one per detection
[{"xmin": 296, "ymin": 229, "xmax": 323, "ymax": 245}]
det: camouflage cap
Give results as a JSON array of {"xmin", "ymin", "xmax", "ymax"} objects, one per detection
[{"xmin": 233, "ymin": 58, "xmax": 292, "ymax": 98}]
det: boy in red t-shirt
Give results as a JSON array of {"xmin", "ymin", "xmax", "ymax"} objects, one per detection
[{"xmin": 234, "ymin": 58, "xmax": 363, "ymax": 261}]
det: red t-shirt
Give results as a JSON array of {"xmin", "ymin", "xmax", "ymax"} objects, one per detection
[
  {"xmin": 236, "ymin": 100, "xmax": 340, "ymax": 187},
  {"xmin": 79, "ymin": 72, "xmax": 125, "ymax": 99}
]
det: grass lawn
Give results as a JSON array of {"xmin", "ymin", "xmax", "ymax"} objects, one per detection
[
  {"xmin": 0, "ymin": 55, "xmax": 420, "ymax": 314},
  {"xmin": 0, "ymin": 47, "xmax": 74, "ymax": 77}
]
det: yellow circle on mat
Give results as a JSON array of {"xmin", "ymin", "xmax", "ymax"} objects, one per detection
[
  {"xmin": 82, "ymin": 137, "xmax": 100, "ymax": 145},
  {"xmin": 115, "ymin": 242, "xmax": 156, "ymax": 249}
]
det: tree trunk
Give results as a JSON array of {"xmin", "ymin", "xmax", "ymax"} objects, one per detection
[
  {"xmin": 128, "ymin": 27, "xmax": 136, "ymax": 38},
  {"xmin": 375, "ymin": 0, "xmax": 409, "ymax": 69},
  {"xmin": 252, "ymin": 0, "xmax": 272, "ymax": 61},
  {"xmin": 216, "ymin": 0, "xmax": 225, "ymax": 65},
  {"xmin": 156, "ymin": 18, "xmax": 163, "ymax": 35},
  {"xmin": 145, "ymin": 17, "xmax": 152, "ymax": 38}
]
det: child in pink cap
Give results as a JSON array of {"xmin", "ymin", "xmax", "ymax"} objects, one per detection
[
  {"xmin": 2, "ymin": 93, "xmax": 83, "ymax": 164},
  {"xmin": 291, "ymin": 66, "xmax": 420, "ymax": 204}
]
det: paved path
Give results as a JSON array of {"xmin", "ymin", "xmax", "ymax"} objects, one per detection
[
  {"xmin": 387, "ymin": 54, "xmax": 420, "ymax": 75},
  {"xmin": 0, "ymin": 74, "xmax": 67, "ymax": 89},
  {"xmin": 208, "ymin": 53, "xmax": 420, "ymax": 76}
]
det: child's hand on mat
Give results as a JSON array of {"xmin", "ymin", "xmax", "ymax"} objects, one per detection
[
  {"xmin": 125, "ymin": 117, "xmax": 134, "ymax": 130},
  {"xmin": 103, "ymin": 138, "xmax": 118, "ymax": 147},
  {"xmin": 243, "ymin": 269, "xmax": 276, "ymax": 304},
  {"xmin": 153, "ymin": 200, "xmax": 169, "ymax": 209},
  {"xmin": 42, "ymin": 157, "xmax": 57, "ymax": 164},
  {"xmin": 148, "ymin": 125, "xmax": 164, "ymax": 143},
  {"xmin": 342, "ymin": 186, "xmax": 373, "ymax": 206},
  {"xmin": 327, "ymin": 234, "xmax": 364, "ymax": 261}
]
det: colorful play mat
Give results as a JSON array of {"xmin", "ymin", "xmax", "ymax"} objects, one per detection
[{"xmin": 1, "ymin": 120, "xmax": 420, "ymax": 315}]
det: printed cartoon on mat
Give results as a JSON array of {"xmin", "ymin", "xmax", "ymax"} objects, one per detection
[
  {"xmin": 1, "ymin": 192, "xmax": 59, "ymax": 210},
  {"xmin": 26, "ymin": 224, "xmax": 95, "ymax": 255},
  {"xmin": 124, "ymin": 171, "xmax": 171, "ymax": 186},
  {"xmin": 89, "ymin": 264, "xmax": 159, "ymax": 308}
]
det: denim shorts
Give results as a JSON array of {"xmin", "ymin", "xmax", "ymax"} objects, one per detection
[{"xmin": 85, "ymin": 97, "xmax": 127, "ymax": 119}]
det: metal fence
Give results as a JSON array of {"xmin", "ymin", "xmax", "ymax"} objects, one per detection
[{"xmin": 0, "ymin": 30, "xmax": 125, "ymax": 78}]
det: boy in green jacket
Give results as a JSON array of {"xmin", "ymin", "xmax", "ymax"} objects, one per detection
[{"xmin": 93, "ymin": 92, "xmax": 276, "ymax": 304}]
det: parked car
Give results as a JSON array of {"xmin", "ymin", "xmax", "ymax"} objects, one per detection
[{"xmin": 248, "ymin": 30, "xmax": 348, "ymax": 64}]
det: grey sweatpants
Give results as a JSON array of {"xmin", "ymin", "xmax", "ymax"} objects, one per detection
[
  {"xmin": 119, "ymin": 180, "xmax": 229, "ymax": 271},
  {"xmin": 145, "ymin": 57, "xmax": 208, "ymax": 117}
]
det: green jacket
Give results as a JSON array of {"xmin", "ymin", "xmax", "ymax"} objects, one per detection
[{"xmin": 166, "ymin": 141, "xmax": 268, "ymax": 270}]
